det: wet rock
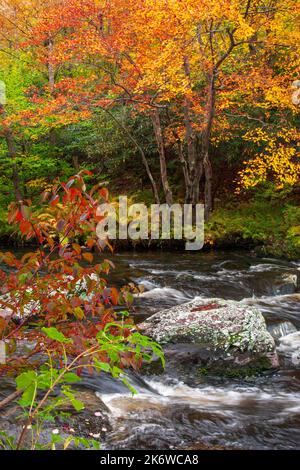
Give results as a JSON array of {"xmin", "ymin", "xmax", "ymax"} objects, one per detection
[
  {"xmin": 140, "ymin": 298, "xmax": 278, "ymax": 377},
  {"xmin": 277, "ymin": 332, "xmax": 300, "ymax": 368},
  {"xmin": 274, "ymin": 274, "xmax": 298, "ymax": 295},
  {"xmin": 0, "ymin": 388, "xmax": 111, "ymax": 449},
  {"xmin": 57, "ymin": 389, "xmax": 112, "ymax": 440},
  {"xmin": 268, "ymin": 321, "xmax": 297, "ymax": 342},
  {"xmin": 182, "ymin": 442, "xmax": 230, "ymax": 450},
  {"xmin": 140, "ymin": 298, "xmax": 276, "ymax": 352}
]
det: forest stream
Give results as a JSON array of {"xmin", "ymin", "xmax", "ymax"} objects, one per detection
[{"xmin": 1, "ymin": 250, "xmax": 300, "ymax": 450}]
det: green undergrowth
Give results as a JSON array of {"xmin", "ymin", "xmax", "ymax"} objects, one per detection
[
  {"xmin": 206, "ymin": 199, "xmax": 300, "ymax": 259},
  {"xmin": 1, "ymin": 193, "xmax": 300, "ymax": 259}
]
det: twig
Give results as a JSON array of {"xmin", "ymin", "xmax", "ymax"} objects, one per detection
[{"xmin": 0, "ymin": 390, "xmax": 22, "ymax": 411}]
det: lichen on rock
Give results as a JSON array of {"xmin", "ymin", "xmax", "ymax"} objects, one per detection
[
  {"xmin": 139, "ymin": 298, "xmax": 278, "ymax": 376},
  {"xmin": 140, "ymin": 298, "xmax": 275, "ymax": 352}
]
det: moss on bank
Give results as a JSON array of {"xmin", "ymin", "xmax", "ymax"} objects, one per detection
[{"xmin": 206, "ymin": 199, "xmax": 300, "ymax": 260}]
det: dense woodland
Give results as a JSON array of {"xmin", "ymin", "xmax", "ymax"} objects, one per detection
[{"xmin": 0, "ymin": 0, "xmax": 299, "ymax": 256}]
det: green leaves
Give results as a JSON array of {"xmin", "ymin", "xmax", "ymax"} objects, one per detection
[
  {"xmin": 15, "ymin": 360, "xmax": 82, "ymax": 411},
  {"xmin": 16, "ymin": 370, "xmax": 38, "ymax": 407},
  {"xmin": 93, "ymin": 359, "xmax": 111, "ymax": 373},
  {"xmin": 16, "ymin": 370, "xmax": 37, "ymax": 390},
  {"xmin": 128, "ymin": 331, "xmax": 165, "ymax": 368},
  {"xmin": 63, "ymin": 372, "xmax": 81, "ymax": 384},
  {"xmin": 62, "ymin": 387, "xmax": 84, "ymax": 412},
  {"xmin": 64, "ymin": 436, "xmax": 101, "ymax": 450},
  {"xmin": 42, "ymin": 327, "xmax": 73, "ymax": 344}
]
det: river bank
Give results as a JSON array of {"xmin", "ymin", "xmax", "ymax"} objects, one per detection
[{"xmin": 1, "ymin": 198, "xmax": 299, "ymax": 259}]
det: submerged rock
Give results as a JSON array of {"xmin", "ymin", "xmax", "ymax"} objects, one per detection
[{"xmin": 140, "ymin": 298, "xmax": 278, "ymax": 377}]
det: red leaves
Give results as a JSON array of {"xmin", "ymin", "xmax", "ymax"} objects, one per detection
[
  {"xmin": 15, "ymin": 210, "xmax": 23, "ymax": 222},
  {"xmin": 19, "ymin": 220, "xmax": 31, "ymax": 235},
  {"xmin": 99, "ymin": 188, "xmax": 109, "ymax": 202},
  {"xmin": 0, "ymin": 172, "xmax": 144, "ymax": 378},
  {"xmin": 0, "ymin": 316, "xmax": 8, "ymax": 336},
  {"xmin": 50, "ymin": 195, "xmax": 59, "ymax": 206},
  {"xmin": 1, "ymin": 173, "xmax": 121, "ymax": 360}
]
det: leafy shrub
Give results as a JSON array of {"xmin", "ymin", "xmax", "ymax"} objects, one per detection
[{"xmin": 0, "ymin": 172, "xmax": 164, "ymax": 449}]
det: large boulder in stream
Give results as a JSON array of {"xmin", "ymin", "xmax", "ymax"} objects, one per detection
[{"xmin": 140, "ymin": 298, "xmax": 279, "ymax": 378}]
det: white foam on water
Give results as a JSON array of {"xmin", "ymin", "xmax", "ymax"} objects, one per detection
[
  {"xmin": 278, "ymin": 332, "xmax": 300, "ymax": 354},
  {"xmin": 249, "ymin": 263, "xmax": 296, "ymax": 273},
  {"xmin": 137, "ymin": 279, "xmax": 159, "ymax": 290},
  {"xmin": 136, "ymin": 287, "xmax": 189, "ymax": 303},
  {"xmin": 96, "ymin": 378, "xmax": 300, "ymax": 419},
  {"xmin": 268, "ymin": 321, "xmax": 297, "ymax": 340},
  {"xmin": 242, "ymin": 293, "xmax": 300, "ymax": 305}
]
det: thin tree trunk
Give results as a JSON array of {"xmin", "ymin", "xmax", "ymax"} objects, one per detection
[
  {"xmin": 183, "ymin": 57, "xmax": 203, "ymax": 205},
  {"xmin": 6, "ymin": 131, "xmax": 22, "ymax": 201},
  {"xmin": 103, "ymin": 107, "xmax": 160, "ymax": 204},
  {"xmin": 151, "ymin": 109, "xmax": 173, "ymax": 205},
  {"xmin": 72, "ymin": 155, "xmax": 80, "ymax": 171},
  {"xmin": 48, "ymin": 37, "xmax": 56, "ymax": 147},
  {"xmin": 202, "ymin": 72, "xmax": 216, "ymax": 221},
  {"xmin": 203, "ymin": 152, "xmax": 213, "ymax": 220},
  {"xmin": 0, "ymin": 105, "xmax": 22, "ymax": 202}
]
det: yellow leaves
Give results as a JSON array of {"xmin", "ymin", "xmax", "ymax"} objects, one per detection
[
  {"xmin": 238, "ymin": 127, "xmax": 300, "ymax": 191},
  {"xmin": 243, "ymin": 129, "xmax": 271, "ymax": 144},
  {"xmin": 74, "ymin": 306, "xmax": 85, "ymax": 320},
  {"xmin": 265, "ymin": 85, "xmax": 292, "ymax": 109},
  {"xmin": 26, "ymin": 178, "xmax": 54, "ymax": 193}
]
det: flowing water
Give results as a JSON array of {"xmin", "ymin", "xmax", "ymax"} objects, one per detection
[{"xmin": 2, "ymin": 250, "xmax": 300, "ymax": 449}]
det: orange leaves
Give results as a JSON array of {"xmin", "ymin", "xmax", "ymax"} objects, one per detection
[
  {"xmin": 82, "ymin": 252, "xmax": 93, "ymax": 263},
  {"xmin": 99, "ymin": 188, "xmax": 109, "ymax": 202},
  {"xmin": 110, "ymin": 287, "xmax": 119, "ymax": 305},
  {"xmin": 86, "ymin": 238, "xmax": 96, "ymax": 249},
  {"xmin": 72, "ymin": 243, "xmax": 82, "ymax": 255},
  {"xmin": 4, "ymin": 0, "xmax": 297, "ymax": 178}
]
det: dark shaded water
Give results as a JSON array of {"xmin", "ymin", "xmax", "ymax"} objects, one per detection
[{"xmin": 2, "ymin": 250, "xmax": 300, "ymax": 449}]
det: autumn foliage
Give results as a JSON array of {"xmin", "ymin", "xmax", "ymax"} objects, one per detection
[
  {"xmin": 0, "ymin": 172, "xmax": 161, "ymax": 376},
  {"xmin": 0, "ymin": 0, "xmax": 299, "ymax": 219}
]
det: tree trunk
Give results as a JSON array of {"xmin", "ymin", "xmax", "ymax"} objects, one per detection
[
  {"xmin": 103, "ymin": 107, "xmax": 160, "ymax": 204},
  {"xmin": 182, "ymin": 57, "xmax": 203, "ymax": 205},
  {"xmin": 203, "ymin": 152, "xmax": 213, "ymax": 221},
  {"xmin": 151, "ymin": 109, "xmax": 173, "ymax": 205},
  {"xmin": 7, "ymin": 132, "xmax": 22, "ymax": 202},
  {"xmin": 139, "ymin": 145, "xmax": 161, "ymax": 205},
  {"xmin": 202, "ymin": 73, "xmax": 216, "ymax": 221},
  {"xmin": 72, "ymin": 155, "xmax": 80, "ymax": 171},
  {"xmin": 48, "ymin": 37, "xmax": 56, "ymax": 147},
  {"xmin": 1, "ymin": 105, "xmax": 22, "ymax": 202}
]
